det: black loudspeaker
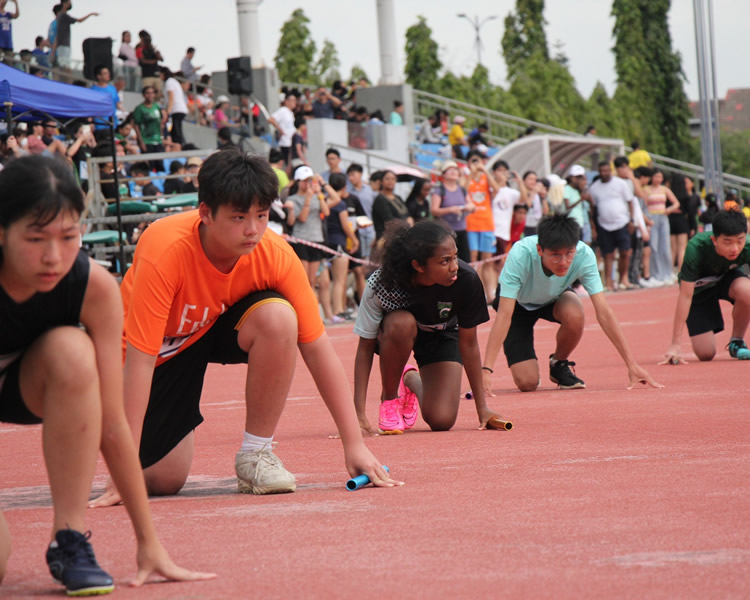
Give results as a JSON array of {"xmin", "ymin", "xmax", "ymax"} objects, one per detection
[
  {"xmin": 227, "ymin": 56, "xmax": 252, "ymax": 95},
  {"xmin": 83, "ymin": 37, "xmax": 113, "ymax": 80}
]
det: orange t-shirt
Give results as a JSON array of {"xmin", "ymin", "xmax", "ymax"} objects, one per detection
[
  {"xmin": 466, "ymin": 173, "xmax": 494, "ymax": 232},
  {"xmin": 121, "ymin": 210, "xmax": 324, "ymax": 365}
]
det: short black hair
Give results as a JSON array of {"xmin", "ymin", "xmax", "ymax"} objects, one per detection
[
  {"xmin": 393, "ymin": 100, "xmax": 403, "ymax": 108},
  {"xmin": 268, "ymin": 148, "xmax": 283, "ymax": 164},
  {"xmin": 325, "ymin": 148, "xmax": 340, "ymax": 158},
  {"xmin": 36, "ymin": 36, "xmax": 44, "ymax": 46},
  {"xmin": 329, "ymin": 172, "xmax": 347, "ymax": 192},
  {"xmin": 537, "ymin": 214, "xmax": 581, "ymax": 250},
  {"xmin": 597, "ymin": 160, "xmax": 610, "ymax": 169},
  {"xmin": 187, "ymin": 47, "xmax": 195, "ymax": 54},
  {"xmin": 711, "ymin": 209, "xmax": 748, "ymax": 237},
  {"xmin": 217, "ymin": 126, "xmax": 233, "ymax": 142},
  {"xmin": 513, "ymin": 203, "xmax": 528, "ymax": 213},
  {"xmin": 631, "ymin": 141, "xmax": 640, "ymax": 149},
  {"xmin": 294, "ymin": 115, "xmax": 306, "ymax": 129},
  {"xmin": 613, "ymin": 156, "xmax": 629, "ymax": 168},
  {"xmin": 370, "ymin": 170, "xmax": 384, "ymax": 183},
  {"xmin": 493, "ymin": 160, "xmax": 510, "ymax": 171},
  {"xmin": 466, "ymin": 149, "xmax": 484, "ymax": 161},
  {"xmin": 633, "ymin": 166, "xmax": 652, "ymax": 178},
  {"xmin": 130, "ymin": 162, "xmax": 150, "ymax": 176},
  {"xmin": 346, "ymin": 163, "xmax": 363, "ymax": 175},
  {"xmin": 197, "ymin": 147, "xmax": 278, "ymax": 214},
  {"xmin": 94, "ymin": 64, "xmax": 109, "ymax": 77}
]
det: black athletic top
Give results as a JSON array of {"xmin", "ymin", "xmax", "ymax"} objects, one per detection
[{"xmin": 0, "ymin": 249, "xmax": 90, "ymax": 376}]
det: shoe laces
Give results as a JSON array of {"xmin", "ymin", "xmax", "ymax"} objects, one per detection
[
  {"xmin": 58, "ymin": 530, "xmax": 97, "ymax": 567},
  {"xmin": 556, "ymin": 359, "xmax": 577, "ymax": 372},
  {"xmin": 727, "ymin": 340, "xmax": 748, "ymax": 351},
  {"xmin": 252, "ymin": 442, "xmax": 281, "ymax": 478}
]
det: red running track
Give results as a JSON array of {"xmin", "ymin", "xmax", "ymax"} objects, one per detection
[{"xmin": 2, "ymin": 286, "xmax": 750, "ymax": 598}]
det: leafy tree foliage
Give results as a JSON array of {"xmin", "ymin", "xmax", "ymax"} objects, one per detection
[
  {"xmin": 313, "ymin": 39, "xmax": 341, "ymax": 86},
  {"xmin": 502, "ymin": 0, "xmax": 549, "ymax": 79},
  {"xmin": 349, "ymin": 64, "xmax": 370, "ymax": 84},
  {"xmin": 274, "ymin": 9, "xmax": 317, "ymax": 84},
  {"xmin": 404, "ymin": 16, "xmax": 442, "ymax": 93}
]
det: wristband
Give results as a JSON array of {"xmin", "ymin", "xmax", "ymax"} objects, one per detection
[{"xmin": 482, "ymin": 366, "xmax": 493, "ymax": 374}]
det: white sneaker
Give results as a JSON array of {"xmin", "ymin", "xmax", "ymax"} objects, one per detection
[
  {"xmin": 639, "ymin": 277, "xmax": 659, "ymax": 288},
  {"xmin": 235, "ymin": 442, "xmax": 296, "ymax": 494}
]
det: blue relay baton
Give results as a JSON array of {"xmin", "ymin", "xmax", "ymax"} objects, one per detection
[{"xmin": 346, "ymin": 465, "xmax": 390, "ymax": 491}]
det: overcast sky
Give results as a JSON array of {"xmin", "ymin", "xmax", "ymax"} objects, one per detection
[{"xmin": 14, "ymin": 0, "xmax": 748, "ymax": 101}]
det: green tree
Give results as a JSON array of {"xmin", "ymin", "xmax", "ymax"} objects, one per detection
[
  {"xmin": 313, "ymin": 39, "xmax": 341, "ymax": 86},
  {"xmin": 585, "ymin": 82, "xmax": 623, "ymax": 138},
  {"xmin": 611, "ymin": 0, "xmax": 691, "ymax": 158},
  {"xmin": 274, "ymin": 8, "xmax": 316, "ymax": 84},
  {"xmin": 404, "ymin": 16, "xmax": 442, "ymax": 93},
  {"xmin": 501, "ymin": 0, "xmax": 549, "ymax": 79},
  {"xmin": 508, "ymin": 53, "xmax": 586, "ymax": 132},
  {"xmin": 720, "ymin": 131, "xmax": 750, "ymax": 177},
  {"xmin": 349, "ymin": 64, "xmax": 370, "ymax": 84}
]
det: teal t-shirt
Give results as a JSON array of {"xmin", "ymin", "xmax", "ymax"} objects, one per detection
[
  {"xmin": 499, "ymin": 236, "xmax": 603, "ymax": 310},
  {"xmin": 678, "ymin": 232, "xmax": 750, "ymax": 297},
  {"xmin": 563, "ymin": 185, "xmax": 584, "ymax": 226}
]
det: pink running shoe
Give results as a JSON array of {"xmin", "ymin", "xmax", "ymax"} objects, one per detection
[
  {"xmin": 399, "ymin": 365, "xmax": 419, "ymax": 429},
  {"xmin": 378, "ymin": 398, "xmax": 405, "ymax": 435}
]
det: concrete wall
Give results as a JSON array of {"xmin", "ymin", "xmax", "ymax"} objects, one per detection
[
  {"xmin": 307, "ymin": 118, "xmax": 409, "ymax": 176},
  {"xmin": 356, "ymin": 83, "xmax": 414, "ymax": 130}
]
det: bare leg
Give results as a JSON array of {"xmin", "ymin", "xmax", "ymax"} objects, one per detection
[
  {"xmin": 604, "ymin": 252, "xmax": 616, "ymax": 290},
  {"xmin": 238, "ymin": 301, "xmax": 298, "ymax": 436},
  {"xmin": 690, "ymin": 331, "xmax": 716, "ymax": 361},
  {"xmin": 19, "ymin": 328, "xmax": 101, "ymax": 538},
  {"xmin": 317, "ymin": 266, "xmax": 333, "ymax": 321},
  {"xmin": 641, "ymin": 245, "xmax": 652, "ymax": 279},
  {"xmin": 551, "ymin": 291, "xmax": 585, "ymax": 360},
  {"xmin": 352, "ymin": 265, "xmax": 366, "ymax": 305},
  {"xmin": 729, "ymin": 277, "xmax": 750, "ymax": 338},
  {"xmin": 0, "ymin": 510, "xmax": 9, "ymax": 583},
  {"xmin": 618, "ymin": 249, "xmax": 632, "ymax": 287},
  {"xmin": 330, "ymin": 256, "xmax": 349, "ymax": 315},
  {"xmin": 379, "ymin": 311, "xmax": 417, "ymax": 401},
  {"xmin": 510, "ymin": 359, "xmax": 540, "ymax": 392},
  {"xmin": 480, "ymin": 255, "xmax": 496, "ymax": 302},
  {"xmin": 418, "ymin": 362, "xmax": 463, "ymax": 431}
]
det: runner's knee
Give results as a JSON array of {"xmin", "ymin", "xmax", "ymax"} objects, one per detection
[
  {"xmin": 382, "ymin": 311, "xmax": 417, "ymax": 340},
  {"xmin": 144, "ymin": 471, "xmax": 188, "ymax": 497},
  {"xmin": 36, "ymin": 327, "xmax": 98, "ymax": 392}
]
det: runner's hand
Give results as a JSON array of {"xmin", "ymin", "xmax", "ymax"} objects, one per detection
[
  {"xmin": 130, "ymin": 538, "xmax": 216, "ymax": 587},
  {"xmin": 626, "ymin": 364, "xmax": 664, "ymax": 389},
  {"xmin": 88, "ymin": 477, "xmax": 122, "ymax": 508},
  {"xmin": 344, "ymin": 443, "xmax": 403, "ymax": 488},
  {"xmin": 477, "ymin": 407, "xmax": 503, "ymax": 430},
  {"xmin": 658, "ymin": 344, "xmax": 687, "ymax": 366}
]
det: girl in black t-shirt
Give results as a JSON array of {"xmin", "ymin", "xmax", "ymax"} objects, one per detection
[
  {"xmin": 0, "ymin": 156, "xmax": 212, "ymax": 593},
  {"xmin": 352, "ymin": 220, "xmax": 502, "ymax": 434}
]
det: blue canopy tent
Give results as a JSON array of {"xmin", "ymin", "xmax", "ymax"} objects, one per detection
[{"xmin": 0, "ymin": 64, "xmax": 126, "ymax": 270}]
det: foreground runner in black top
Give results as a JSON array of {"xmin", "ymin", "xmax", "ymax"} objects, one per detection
[{"xmin": 0, "ymin": 156, "xmax": 214, "ymax": 595}]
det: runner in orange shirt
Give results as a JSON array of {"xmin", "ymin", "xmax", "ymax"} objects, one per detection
[
  {"xmin": 91, "ymin": 148, "xmax": 400, "ymax": 507},
  {"xmin": 465, "ymin": 149, "xmax": 499, "ymax": 303}
]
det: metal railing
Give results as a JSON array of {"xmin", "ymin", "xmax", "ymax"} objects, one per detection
[{"xmin": 412, "ymin": 88, "xmax": 750, "ymax": 196}]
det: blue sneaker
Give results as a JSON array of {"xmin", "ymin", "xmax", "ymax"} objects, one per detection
[
  {"xmin": 46, "ymin": 529, "xmax": 114, "ymax": 596},
  {"xmin": 727, "ymin": 339, "xmax": 750, "ymax": 360}
]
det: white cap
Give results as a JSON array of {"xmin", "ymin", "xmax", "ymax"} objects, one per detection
[
  {"xmin": 216, "ymin": 95, "xmax": 230, "ymax": 105},
  {"xmin": 294, "ymin": 166, "xmax": 315, "ymax": 181},
  {"xmin": 476, "ymin": 143, "xmax": 489, "ymax": 155},
  {"xmin": 568, "ymin": 164, "xmax": 586, "ymax": 177},
  {"xmin": 453, "ymin": 115, "xmax": 466, "ymax": 124}
]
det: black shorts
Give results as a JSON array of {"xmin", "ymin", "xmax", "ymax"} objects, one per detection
[
  {"xmin": 597, "ymin": 224, "xmax": 631, "ymax": 255},
  {"xmin": 291, "ymin": 242, "xmax": 328, "ymax": 263},
  {"xmin": 139, "ymin": 290, "xmax": 291, "ymax": 468},
  {"xmin": 685, "ymin": 270, "xmax": 748, "ymax": 337},
  {"xmin": 0, "ymin": 354, "xmax": 43, "ymax": 425},
  {"xmin": 374, "ymin": 328, "xmax": 462, "ymax": 368},
  {"xmin": 504, "ymin": 300, "xmax": 561, "ymax": 367}
]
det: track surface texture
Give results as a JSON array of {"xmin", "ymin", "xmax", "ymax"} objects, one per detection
[{"xmin": 2, "ymin": 286, "xmax": 749, "ymax": 599}]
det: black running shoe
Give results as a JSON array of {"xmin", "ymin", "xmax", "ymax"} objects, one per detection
[
  {"xmin": 46, "ymin": 529, "xmax": 114, "ymax": 596},
  {"xmin": 549, "ymin": 355, "xmax": 586, "ymax": 389}
]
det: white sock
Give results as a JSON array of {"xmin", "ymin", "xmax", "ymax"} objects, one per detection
[
  {"xmin": 240, "ymin": 431, "xmax": 273, "ymax": 453},
  {"xmin": 550, "ymin": 356, "xmax": 559, "ymax": 366}
]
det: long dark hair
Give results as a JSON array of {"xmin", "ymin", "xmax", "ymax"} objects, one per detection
[
  {"xmin": 378, "ymin": 220, "xmax": 455, "ymax": 290},
  {"xmin": 0, "ymin": 156, "xmax": 85, "ymax": 262},
  {"xmin": 405, "ymin": 178, "xmax": 429, "ymax": 205}
]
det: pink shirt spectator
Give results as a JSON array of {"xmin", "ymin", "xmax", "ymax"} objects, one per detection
[{"xmin": 119, "ymin": 42, "xmax": 138, "ymax": 67}]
